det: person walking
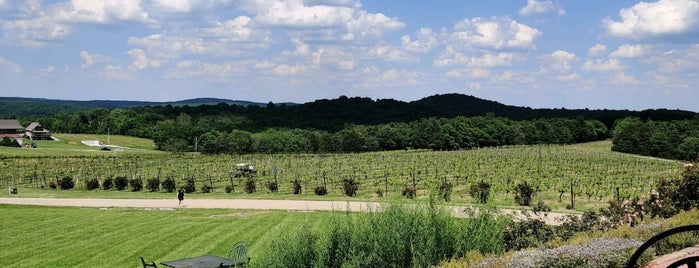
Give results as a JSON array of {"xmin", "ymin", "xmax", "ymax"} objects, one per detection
[{"xmin": 177, "ymin": 187, "xmax": 185, "ymax": 206}]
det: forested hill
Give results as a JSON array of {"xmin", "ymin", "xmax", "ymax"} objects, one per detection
[
  {"xmin": 0, "ymin": 97, "xmax": 266, "ymax": 117},
  {"xmin": 3, "ymin": 94, "xmax": 697, "ymax": 131}
]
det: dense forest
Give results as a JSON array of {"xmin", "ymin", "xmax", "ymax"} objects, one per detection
[
  {"xmin": 611, "ymin": 117, "xmax": 699, "ymax": 161},
  {"xmin": 4, "ymin": 94, "xmax": 698, "ymax": 158}
]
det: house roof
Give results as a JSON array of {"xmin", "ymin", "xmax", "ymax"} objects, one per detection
[
  {"xmin": 0, "ymin": 119, "xmax": 23, "ymax": 130},
  {"xmin": 26, "ymin": 122, "xmax": 40, "ymax": 131},
  {"xmin": 0, "ymin": 133, "xmax": 23, "ymax": 139}
]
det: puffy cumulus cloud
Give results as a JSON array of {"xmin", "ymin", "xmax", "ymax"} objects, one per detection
[
  {"xmin": 603, "ymin": 0, "xmax": 699, "ymax": 40},
  {"xmin": 612, "ymin": 72, "xmax": 640, "ymax": 86},
  {"xmin": 80, "ymin": 51, "xmax": 110, "ymax": 68},
  {"xmin": 435, "ymin": 46, "xmax": 517, "ymax": 68},
  {"xmin": 401, "ymin": 28, "xmax": 440, "ymax": 53},
  {"xmin": 1, "ymin": 0, "xmax": 154, "ymax": 47},
  {"xmin": 243, "ymin": 0, "xmax": 403, "ymax": 41},
  {"xmin": 356, "ymin": 68, "xmax": 423, "ymax": 89},
  {"xmin": 519, "ymin": 0, "xmax": 565, "ymax": 16},
  {"xmin": 367, "ymin": 44, "xmax": 415, "ymax": 63},
  {"xmin": 587, "ymin": 44, "xmax": 607, "ymax": 57},
  {"xmin": 128, "ymin": 17, "xmax": 271, "ymax": 59},
  {"xmin": 650, "ymin": 44, "xmax": 699, "ymax": 73},
  {"xmin": 583, "ymin": 58, "xmax": 625, "ymax": 71},
  {"xmin": 310, "ymin": 45, "xmax": 356, "ymax": 70},
  {"xmin": 541, "ymin": 50, "xmax": 577, "ymax": 73},
  {"xmin": 445, "ymin": 68, "xmax": 491, "ymax": 79},
  {"xmin": 127, "ymin": 49, "xmax": 161, "ymax": 70},
  {"xmin": 610, "ymin": 44, "xmax": 651, "ymax": 58},
  {"xmin": 450, "ymin": 17, "xmax": 541, "ymax": 50},
  {"xmin": 150, "ymin": 0, "xmax": 235, "ymax": 13},
  {"xmin": 55, "ymin": 0, "xmax": 154, "ymax": 25}
]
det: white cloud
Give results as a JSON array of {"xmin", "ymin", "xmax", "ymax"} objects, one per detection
[
  {"xmin": 451, "ymin": 17, "xmax": 541, "ymax": 50},
  {"xmin": 603, "ymin": 0, "xmax": 699, "ymax": 40},
  {"xmin": 650, "ymin": 44, "xmax": 699, "ymax": 73},
  {"xmin": 557, "ymin": 73, "xmax": 579, "ymax": 81},
  {"xmin": 368, "ymin": 44, "xmax": 415, "ymax": 63},
  {"xmin": 100, "ymin": 65, "xmax": 133, "ymax": 80},
  {"xmin": 169, "ymin": 60, "xmax": 250, "ymax": 79},
  {"xmin": 244, "ymin": 0, "xmax": 403, "ymax": 41},
  {"xmin": 401, "ymin": 28, "xmax": 439, "ymax": 53},
  {"xmin": 610, "ymin": 44, "xmax": 651, "ymax": 58},
  {"xmin": 541, "ymin": 50, "xmax": 577, "ymax": 73},
  {"xmin": 612, "ymin": 72, "xmax": 640, "ymax": 86},
  {"xmin": 519, "ymin": 0, "xmax": 565, "ymax": 16},
  {"xmin": 150, "ymin": 0, "xmax": 234, "ymax": 13},
  {"xmin": 310, "ymin": 45, "xmax": 356, "ymax": 70},
  {"xmin": 445, "ymin": 68, "xmax": 491, "ymax": 79},
  {"xmin": 1, "ymin": 0, "xmax": 155, "ymax": 47},
  {"xmin": 435, "ymin": 47, "xmax": 516, "ymax": 68},
  {"xmin": 583, "ymin": 58, "xmax": 624, "ymax": 71},
  {"xmin": 80, "ymin": 51, "xmax": 110, "ymax": 68},
  {"xmin": 127, "ymin": 48, "xmax": 161, "ymax": 70},
  {"xmin": 0, "ymin": 57, "xmax": 21, "ymax": 74},
  {"xmin": 587, "ymin": 44, "xmax": 607, "ymax": 57}
]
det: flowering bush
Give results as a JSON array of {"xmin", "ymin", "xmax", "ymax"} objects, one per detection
[{"xmin": 476, "ymin": 238, "xmax": 645, "ymax": 268}]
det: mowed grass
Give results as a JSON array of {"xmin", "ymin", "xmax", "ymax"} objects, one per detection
[
  {"xmin": 0, "ymin": 134, "xmax": 160, "ymax": 157},
  {"xmin": 0, "ymin": 204, "xmax": 332, "ymax": 267}
]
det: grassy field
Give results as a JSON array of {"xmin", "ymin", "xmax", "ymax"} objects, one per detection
[
  {"xmin": 0, "ymin": 134, "xmax": 160, "ymax": 157},
  {"xmin": 0, "ymin": 204, "xmax": 332, "ymax": 267}
]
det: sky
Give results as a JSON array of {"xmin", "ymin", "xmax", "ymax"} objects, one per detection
[{"xmin": 1, "ymin": 0, "xmax": 698, "ymax": 111}]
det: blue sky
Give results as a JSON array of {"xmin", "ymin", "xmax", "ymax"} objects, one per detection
[{"xmin": 1, "ymin": 0, "xmax": 698, "ymax": 111}]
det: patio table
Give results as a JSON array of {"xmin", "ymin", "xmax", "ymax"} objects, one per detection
[{"xmin": 161, "ymin": 254, "xmax": 237, "ymax": 268}]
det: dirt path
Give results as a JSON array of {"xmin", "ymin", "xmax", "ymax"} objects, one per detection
[{"xmin": 0, "ymin": 197, "xmax": 571, "ymax": 225}]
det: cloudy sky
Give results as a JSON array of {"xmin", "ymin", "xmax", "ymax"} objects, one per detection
[{"xmin": 1, "ymin": 0, "xmax": 698, "ymax": 111}]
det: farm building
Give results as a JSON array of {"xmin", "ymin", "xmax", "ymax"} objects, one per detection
[
  {"xmin": 0, "ymin": 119, "xmax": 24, "ymax": 145},
  {"xmin": 25, "ymin": 122, "xmax": 52, "ymax": 140}
]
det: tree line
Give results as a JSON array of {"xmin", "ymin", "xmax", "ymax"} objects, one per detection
[
  {"xmin": 612, "ymin": 117, "xmax": 699, "ymax": 161},
  {"xmin": 7, "ymin": 95, "xmax": 698, "ymax": 156}
]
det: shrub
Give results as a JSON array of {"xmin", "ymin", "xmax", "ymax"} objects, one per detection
[
  {"xmin": 376, "ymin": 189, "xmax": 384, "ymax": 197},
  {"xmin": 314, "ymin": 185, "xmax": 327, "ymax": 196},
  {"xmin": 146, "ymin": 178, "xmax": 160, "ymax": 192},
  {"xmin": 244, "ymin": 177, "xmax": 256, "ymax": 194},
  {"xmin": 114, "ymin": 176, "xmax": 128, "ymax": 190},
  {"xmin": 129, "ymin": 177, "xmax": 143, "ymax": 192},
  {"xmin": 514, "ymin": 181, "xmax": 534, "ymax": 206},
  {"xmin": 401, "ymin": 187, "xmax": 415, "ymax": 199},
  {"xmin": 292, "ymin": 179, "xmax": 302, "ymax": 194},
  {"xmin": 266, "ymin": 181, "xmax": 278, "ymax": 193},
  {"xmin": 478, "ymin": 238, "xmax": 645, "ymax": 268},
  {"xmin": 184, "ymin": 178, "xmax": 196, "ymax": 193},
  {"xmin": 342, "ymin": 178, "xmax": 358, "ymax": 197},
  {"xmin": 470, "ymin": 180, "xmax": 490, "ymax": 204},
  {"xmin": 49, "ymin": 181, "xmax": 57, "ymax": 189},
  {"xmin": 59, "ymin": 176, "xmax": 74, "ymax": 190},
  {"xmin": 201, "ymin": 184, "xmax": 213, "ymax": 193},
  {"xmin": 439, "ymin": 181, "xmax": 453, "ymax": 201},
  {"xmin": 86, "ymin": 178, "xmax": 100, "ymax": 190},
  {"xmin": 257, "ymin": 200, "xmax": 511, "ymax": 267},
  {"xmin": 225, "ymin": 185, "xmax": 234, "ymax": 193},
  {"xmin": 102, "ymin": 177, "xmax": 113, "ymax": 190},
  {"xmin": 162, "ymin": 177, "xmax": 176, "ymax": 193},
  {"xmin": 503, "ymin": 218, "xmax": 555, "ymax": 251},
  {"xmin": 532, "ymin": 201, "xmax": 551, "ymax": 214}
]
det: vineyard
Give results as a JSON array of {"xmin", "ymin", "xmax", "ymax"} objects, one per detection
[{"xmin": 1, "ymin": 136, "xmax": 685, "ymax": 211}]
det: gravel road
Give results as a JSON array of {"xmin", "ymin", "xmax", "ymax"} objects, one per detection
[{"xmin": 0, "ymin": 197, "xmax": 571, "ymax": 225}]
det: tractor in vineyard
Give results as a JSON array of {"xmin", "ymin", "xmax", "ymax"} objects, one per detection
[{"xmin": 234, "ymin": 163, "xmax": 256, "ymax": 178}]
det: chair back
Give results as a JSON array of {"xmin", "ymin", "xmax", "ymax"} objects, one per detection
[
  {"xmin": 228, "ymin": 240, "xmax": 249, "ymax": 265},
  {"xmin": 140, "ymin": 256, "xmax": 157, "ymax": 268}
]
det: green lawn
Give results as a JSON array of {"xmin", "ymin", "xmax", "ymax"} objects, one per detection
[
  {"xmin": 0, "ymin": 204, "xmax": 332, "ymax": 267},
  {"xmin": 0, "ymin": 134, "xmax": 160, "ymax": 157}
]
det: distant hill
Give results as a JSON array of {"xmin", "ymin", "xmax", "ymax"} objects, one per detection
[
  {"xmin": 0, "ymin": 97, "xmax": 269, "ymax": 117},
  {"xmin": 1, "ymin": 94, "xmax": 696, "ymax": 130}
]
